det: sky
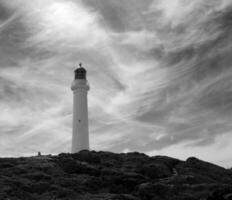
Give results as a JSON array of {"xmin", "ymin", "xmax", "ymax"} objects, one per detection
[{"xmin": 0, "ymin": 0, "xmax": 232, "ymax": 167}]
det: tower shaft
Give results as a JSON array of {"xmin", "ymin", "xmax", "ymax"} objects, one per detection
[{"xmin": 71, "ymin": 69, "xmax": 90, "ymax": 153}]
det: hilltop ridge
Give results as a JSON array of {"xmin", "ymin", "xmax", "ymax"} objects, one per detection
[{"xmin": 0, "ymin": 150, "xmax": 232, "ymax": 200}]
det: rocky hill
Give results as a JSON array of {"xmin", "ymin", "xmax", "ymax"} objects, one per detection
[{"xmin": 0, "ymin": 150, "xmax": 232, "ymax": 200}]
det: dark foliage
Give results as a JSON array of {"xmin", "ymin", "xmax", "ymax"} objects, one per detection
[{"xmin": 0, "ymin": 150, "xmax": 231, "ymax": 200}]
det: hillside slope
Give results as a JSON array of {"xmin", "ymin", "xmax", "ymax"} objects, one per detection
[{"xmin": 0, "ymin": 150, "xmax": 232, "ymax": 200}]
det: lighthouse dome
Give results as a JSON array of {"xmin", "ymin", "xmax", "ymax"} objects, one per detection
[{"xmin": 75, "ymin": 66, "xmax": 86, "ymax": 79}]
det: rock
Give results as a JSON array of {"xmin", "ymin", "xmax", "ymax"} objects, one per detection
[
  {"xmin": 140, "ymin": 163, "xmax": 172, "ymax": 179},
  {"xmin": 72, "ymin": 150, "xmax": 101, "ymax": 164},
  {"xmin": 151, "ymin": 156, "xmax": 181, "ymax": 169},
  {"xmin": 138, "ymin": 182, "xmax": 173, "ymax": 200},
  {"xmin": 175, "ymin": 157, "xmax": 231, "ymax": 184}
]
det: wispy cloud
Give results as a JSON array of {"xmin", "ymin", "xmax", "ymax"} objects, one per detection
[{"xmin": 0, "ymin": 0, "xmax": 232, "ymax": 167}]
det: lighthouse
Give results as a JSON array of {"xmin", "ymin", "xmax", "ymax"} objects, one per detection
[{"xmin": 71, "ymin": 63, "xmax": 90, "ymax": 153}]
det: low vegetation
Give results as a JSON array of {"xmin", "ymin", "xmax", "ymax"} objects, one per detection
[{"xmin": 0, "ymin": 150, "xmax": 232, "ymax": 200}]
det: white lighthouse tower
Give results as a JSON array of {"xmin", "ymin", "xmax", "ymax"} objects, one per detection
[{"xmin": 71, "ymin": 63, "xmax": 90, "ymax": 153}]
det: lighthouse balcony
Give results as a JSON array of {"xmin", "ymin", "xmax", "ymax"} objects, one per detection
[{"xmin": 71, "ymin": 79, "xmax": 90, "ymax": 91}]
